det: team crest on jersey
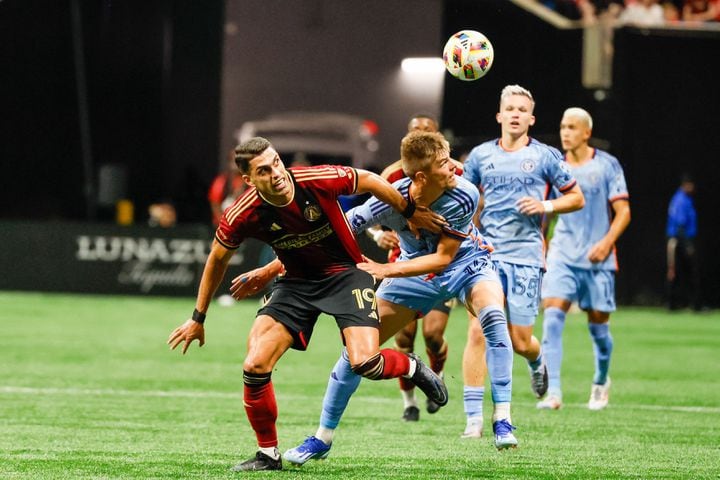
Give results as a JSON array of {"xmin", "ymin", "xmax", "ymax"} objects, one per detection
[
  {"xmin": 350, "ymin": 213, "xmax": 367, "ymax": 230},
  {"xmin": 304, "ymin": 204, "xmax": 322, "ymax": 221},
  {"xmin": 588, "ymin": 173, "xmax": 601, "ymax": 186},
  {"xmin": 521, "ymin": 159, "xmax": 536, "ymax": 173}
]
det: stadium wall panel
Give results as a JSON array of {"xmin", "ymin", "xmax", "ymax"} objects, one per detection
[{"xmin": 0, "ymin": 221, "xmax": 265, "ymax": 297}]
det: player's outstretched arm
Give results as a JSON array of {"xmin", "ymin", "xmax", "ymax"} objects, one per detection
[
  {"xmin": 357, "ymin": 235, "xmax": 461, "ymax": 280},
  {"xmin": 355, "ymin": 169, "xmax": 446, "ymax": 234},
  {"xmin": 229, "ymin": 258, "xmax": 285, "ymax": 300},
  {"xmin": 167, "ymin": 239, "xmax": 234, "ymax": 354}
]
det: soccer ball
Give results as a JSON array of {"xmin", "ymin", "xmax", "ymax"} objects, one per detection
[{"xmin": 442, "ymin": 30, "xmax": 494, "ymax": 81}]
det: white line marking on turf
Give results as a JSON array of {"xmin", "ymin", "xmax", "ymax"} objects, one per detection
[
  {"xmin": 0, "ymin": 385, "xmax": 242, "ymax": 399},
  {"xmin": 2, "ymin": 385, "xmax": 719, "ymax": 414}
]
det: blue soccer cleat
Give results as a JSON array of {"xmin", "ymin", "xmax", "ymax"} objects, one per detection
[
  {"xmin": 492, "ymin": 419, "xmax": 518, "ymax": 450},
  {"xmin": 283, "ymin": 436, "xmax": 332, "ymax": 466}
]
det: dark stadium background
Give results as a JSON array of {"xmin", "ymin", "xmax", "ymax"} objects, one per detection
[{"xmin": 1, "ymin": 0, "xmax": 718, "ymax": 307}]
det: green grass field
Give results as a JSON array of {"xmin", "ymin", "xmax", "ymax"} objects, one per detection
[{"xmin": 1, "ymin": 291, "xmax": 718, "ymax": 479}]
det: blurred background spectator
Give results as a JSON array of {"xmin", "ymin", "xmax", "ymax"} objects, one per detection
[
  {"xmin": 662, "ymin": 1, "xmax": 683, "ymax": 22},
  {"xmin": 665, "ymin": 174, "xmax": 701, "ymax": 311},
  {"xmin": 148, "ymin": 201, "xmax": 178, "ymax": 228},
  {"xmin": 208, "ymin": 149, "xmax": 248, "ymax": 227},
  {"xmin": 682, "ymin": 0, "xmax": 720, "ymax": 22},
  {"xmin": 617, "ymin": 0, "xmax": 666, "ymax": 26},
  {"xmin": 543, "ymin": 0, "xmax": 720, "ymax": 22}
]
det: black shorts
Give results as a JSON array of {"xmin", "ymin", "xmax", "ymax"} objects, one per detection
[
  {"xmin": 430, "ymin": 299, "xmax": 452, "ymax": 315},
  {"xmin": 257, "ymin": 268, "xmax": 379, "ymax": 351}
]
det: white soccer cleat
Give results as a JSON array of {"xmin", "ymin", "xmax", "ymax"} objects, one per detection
[
  {"xmin": 536, "ymin": 394, "xmax": 563, "ymax": 410},
  {"xmin": 460, "ymin": 423, "xmax": 483, "ymax": 439},
  {"xmin": 588, "ymin": 377, "xmax": 611, "ymax": 410}
]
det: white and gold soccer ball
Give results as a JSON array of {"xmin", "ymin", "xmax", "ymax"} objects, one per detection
[{"xmin": 442, "ymin": 30, "xmax": 494, "ymax": 81}]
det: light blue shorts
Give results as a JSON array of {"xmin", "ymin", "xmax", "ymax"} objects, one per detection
[
  {"xmin": 494, "ymin": 260, "xmax": 543, "ymax": 326},
  {"xmin": 376, "ymin": 254, "xmax": 499, "ymax": 316},
  {"xmin": 541, "ymin": 261, "xmax": 616, "ymax": 313}
]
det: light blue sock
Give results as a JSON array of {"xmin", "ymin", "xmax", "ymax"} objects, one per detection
[
  {"xmin": 319, "ymin": 348, "xmax": 361, "ymax": 429},
  {"xmin": 477, "ymin": 305, "xmax": 513, "ymax": 404},
  {"xmin": 589, "ymin": 322, "xmax": 613, "ymax": 385},
  {"xmin": 528, "ymin": 352, "xmax": 544, "ymax": 371},
  {"xmin": 542, "ymin": 307, "xmax": 566, "ymax": 394},
  {"xmin": 463, "ymin": 385, "xmax": 485, "ymax": 419}
]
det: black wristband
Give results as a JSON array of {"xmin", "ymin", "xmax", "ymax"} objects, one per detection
[
  {"xmin": 401, "ymin": 200, "xmax": 416, "ymax": 219},
  {"xmin": 192, "ymin": 308, "xmax": 206, "ymax": 324}
]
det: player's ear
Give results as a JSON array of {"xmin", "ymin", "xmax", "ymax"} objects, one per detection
[
  {"xmin": 242, "ymin": 174, "xmax": 254, "ymax": 187},
  {"xmin": 529, "ymin": 115, "xmax": 536, "ymax": 126},
  {"xmin": 495, "ymin": 112, "xmax": 502, "ymax": 124}
]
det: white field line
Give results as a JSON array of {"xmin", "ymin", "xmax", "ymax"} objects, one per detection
[{"xmin": 1, "ymin": 385, "xmax": 719, "ymax": 414}]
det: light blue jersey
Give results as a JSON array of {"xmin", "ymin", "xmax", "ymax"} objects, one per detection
[
  {"xmin": 547, "ymin": 148, "xmax": 629, "ymax": 271},
  {"xmin": 347, "ymin": 175, "xmax": 495, "ymax": 313},
  {"xmin": 348, "ymin": 175, "xmax": 488, "ymax": 266},
  {"xmin": 463, "ymin": 138, "xmax": 576, "ymax": 268}
]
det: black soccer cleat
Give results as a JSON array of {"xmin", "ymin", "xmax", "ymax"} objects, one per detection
[
  {"xmin": 529, "ymin": 362, "xmax": 549, "ymax": 399},
  {"xmin": 426, "ymin": 397, "xmax": 441, "ymax": 414},
  {"xmin": 231, "ymin": 450, "xmax": 282, "ymax": 471},
  {"xmin": 408, "ymin": 353, "xmax": 448, "ymax": 407},
  {"xmin": 426, "ymin": 371, "xmax": 444, "ymax": 414},
  {"xmin": 402, "ymin": 405, "xmax": 420, "ymax": 422}
]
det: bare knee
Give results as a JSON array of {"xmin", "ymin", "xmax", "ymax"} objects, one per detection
[
  {"xmin": 394, "ymin": 328, "xmax": 415, "ymax": 352},
  {"xmin": 243, "ymin": 356, "xmax": 273, "ymax": 374},
  {"xmin": 587, "ymin": 310, "xmax": 610, "ymax": 324},
  {"xmin": 423, "ymin": 331, "xmax": 445, "ymax": 352},
  {"xmin": 512, "ymin": 340, "xmax": 532, "ymax": 356}
]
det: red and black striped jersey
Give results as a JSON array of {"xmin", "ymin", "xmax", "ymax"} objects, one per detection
[{"xmin": 215, "ymin": 165, "xmax": 363, "ymax": 279}]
